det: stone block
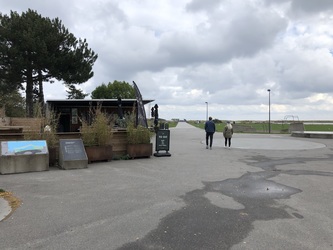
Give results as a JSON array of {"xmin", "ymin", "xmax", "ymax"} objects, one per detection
[
  {"xmin": 59, "ymin": 139, "xmax": 88, "ymax": 170},
  {"xmin": 0, "ymin": 140, "xmax": 49, "ymax": 174}
]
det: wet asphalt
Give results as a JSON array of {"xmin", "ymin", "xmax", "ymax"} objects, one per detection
[{"xmin": 0, "ymin": 122, "xmax": 332, "ymax": 250}]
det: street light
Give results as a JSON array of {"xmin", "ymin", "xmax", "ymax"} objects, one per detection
[
  {"xmin": 205, "ymin": 102, "xmax": 208, "ymax": 121},
  {"xmin": 267, "ymin": 89, "xmax": 271, "ymax": 134}
]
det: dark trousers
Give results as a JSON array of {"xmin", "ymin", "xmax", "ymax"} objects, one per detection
[
  {"xmin": 225, "ymin": 138, "xmax": 231, "ymax": 147},
  {"xmin": 206, "ymin": 132, "xmax": 214, "ymax": 147}
]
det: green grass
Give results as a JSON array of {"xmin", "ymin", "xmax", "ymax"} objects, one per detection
[
  {"xmin": 167, "ymin": 121, "xmax": 178, "ymax": 128},
  {"xmin": 0, "ymin": 188, "xmax": 5, "ymax": 193},
  {"xmin": 187, "ymin": 120, "xmax": 333, "ymax": 133},
  {"xmin": 304, "ymin": 124, "xmax": 333, "ymax": 131}
]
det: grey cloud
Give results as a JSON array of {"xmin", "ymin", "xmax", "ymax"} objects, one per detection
[
  {"xmin": 290, "ymin": 0, "xmax": 333, "ymax": 13},
  {"xmin": 157, "ymin": 2, "xmax": 287, "ymax": 68},
  {"xmin": 89, "ymin": 2, "xmax": 128, "ymax": 27},
  {"xmin": 266, "ymin": 0, "xmax": 333, "ymax": 15},
  {"xmin": 220, "ymin": 10, "xmax": 287, "ymax": 57},
  {"xmin": 0, "ymin": 0, "xmax": 73, "ymax": 25},
  {"xmin": 186, "ymin": 0, "xmax": 223, "ymax": 12}
]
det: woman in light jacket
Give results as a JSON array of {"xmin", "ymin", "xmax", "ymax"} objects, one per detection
[{"xmin": 223, "ymin": 121, "xmax": 233, "ymax": 147}]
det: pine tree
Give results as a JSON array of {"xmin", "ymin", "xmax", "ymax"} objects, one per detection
[{"xmin": 0, "ymin": 9, "xmax": 97, "ymax": 116}]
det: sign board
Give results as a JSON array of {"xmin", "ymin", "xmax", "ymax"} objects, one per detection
[
  {"xmin": 59, "ymin": 139, "xmax": 87, "ymax": 161},
  {"xmin": 155, "ymin": 129, "xmax": 170, "ymax": 151},
  {"xmin": 59, "ymin": 139, "xmax": 88, "ymax": 169}
]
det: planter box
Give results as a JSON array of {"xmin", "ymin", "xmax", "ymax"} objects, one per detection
[
  {"xmin": 85, "ymin": 145, "xmax": 113, "ymax": 163},
  {"xmin": 127, "ymin": 143, "xmax": 153, "ymax": 159}
]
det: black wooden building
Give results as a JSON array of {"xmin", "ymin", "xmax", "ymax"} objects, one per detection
[{"xmin": 46, "ymin": 99, "xmax": 154, "ymax": 132}]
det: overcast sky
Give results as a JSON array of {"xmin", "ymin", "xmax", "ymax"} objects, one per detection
[{"xmin": 2, "ymin": 0, "xmax": 333, "ymax": 121}]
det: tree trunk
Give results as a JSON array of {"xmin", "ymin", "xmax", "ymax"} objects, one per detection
[
  {"xmin": 26, "ymin": 67, "xmax": 34, "ymax": 117},
  {"xmin": 38, "ymin": 69, "xmax": 45, "ymax": 115}
]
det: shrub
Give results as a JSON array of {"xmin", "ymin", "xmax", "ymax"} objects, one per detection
[
  {"xmin": 127, "ymin": 124, "xmax": 152, "ymax": 144},
  {"xmin": 80, "ymin": 107, "xmax": 114, "ymax": 146}
]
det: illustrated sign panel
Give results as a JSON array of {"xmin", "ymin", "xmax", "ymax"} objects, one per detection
[
  {"xmin": 1, "ymin": 140, "xmax": 48, "ymax": 156},
  {"xmin": 155, "ymin": 130, "xmax": 170, "ymax": 151},
  {"xmin": 59, "ymin": 139, "xmax": 87, "ymax": 161}
]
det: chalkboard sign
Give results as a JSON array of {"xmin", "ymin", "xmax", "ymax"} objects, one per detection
[
  {"xmin": 155, "ymin": 129, "xmax": 170, "ymax": 151},
  {"xmin": 59, "ymin": 139, "xmax": 87, "ymax": 161}
]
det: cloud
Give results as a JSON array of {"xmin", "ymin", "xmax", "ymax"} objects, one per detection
[
  {"xmin": 2, "ymin": 0, "xmax": 333, "ymax": 120},
  {"xmin": 267, "ymin": 0, "xmax": 333, "ymax": 16}
]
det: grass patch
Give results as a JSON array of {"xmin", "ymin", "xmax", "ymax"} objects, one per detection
[
  {"xmin": 304, "ymin": 124, "xmax": 333, "ymax": 131},
  {"xmin": 167, "ymin": 121, "xmax": 178, "ymax": 128},
  {"xmin": 187, "ymin": 120, "xmax": 333, "ymax": 133}
]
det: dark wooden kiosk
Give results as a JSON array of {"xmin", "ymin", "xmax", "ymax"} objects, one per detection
[{"xmin": 46, "ymin": 99, "xmax": 154, "ymax": 133}]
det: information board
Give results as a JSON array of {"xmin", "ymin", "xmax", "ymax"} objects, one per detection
[
  {"xmin": 1, "ymin": 140, "xmax": 48, "ymax": 156},
  {"xmin": 155, "ymin": 129, "xmax": 170, "ymax": 151},
  {"xmin": 59, "ymin": 139, "xmax": 87, "ymax": 161}
]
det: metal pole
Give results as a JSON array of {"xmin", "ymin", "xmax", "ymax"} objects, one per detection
[
  {"xmin": 205, "ymin": 102, "xmax": 208, "ymax": 120},
  {"xmin": 267, "ymin": 89, "xmax": 271, "ymax": 133}
]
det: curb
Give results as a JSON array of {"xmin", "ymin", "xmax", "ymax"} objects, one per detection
[{"xmin": 0, "ymin": 197, "xmax": 11, "ymax": 222}]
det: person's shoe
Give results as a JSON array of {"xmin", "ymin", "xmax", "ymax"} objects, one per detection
[
  {"xmin": 206, "ymin": 146, "xmax": 208, "ymax": 149},
  {"xmin": 210, "ymin": 147, "xmax": 212, "ymax": 150}
]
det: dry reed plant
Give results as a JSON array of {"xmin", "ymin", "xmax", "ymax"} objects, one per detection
[{"xmin": 80, "ymin": 107, "xmax": 114, "ymax": 146}]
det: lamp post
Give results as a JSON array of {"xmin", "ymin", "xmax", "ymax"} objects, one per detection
[
  {"xmin": 267, "ymin": 89, "xmax": 271, "ymax": 134},
  {"xmin": 205, "ymin": 102, "xmax": 208, "ymax": 121}
]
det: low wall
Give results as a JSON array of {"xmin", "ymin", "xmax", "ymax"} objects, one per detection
[
  {"xmin": 10, "ymin": 118, "xmax": 43, "ymax": 132},
  {"xmin": 291, "ymin": 131, "xmax": 333, "ymax": 139}
]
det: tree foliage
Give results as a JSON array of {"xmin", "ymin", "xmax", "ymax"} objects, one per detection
[
  {"xmin": 0, "ymin": 87, "xmax": 25, "ymax": 117},
  {"xmin": 91, "ymin": 80, "xmax": 135, "ymax": 99},
  {"xmin": 0, "ymin": 9, "xmax": 98, "ymax": 117},
  {"xmin": 66, "ymin": 84, "xmax": 89, "ymax": 99}
]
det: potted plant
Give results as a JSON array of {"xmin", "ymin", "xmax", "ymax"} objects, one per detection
[
  {"xmin": 80, "ymin": 108, "xmax": 114, "ymax": 163},
  {"xmin": 126, "ymin": 123, "xmax": 153, "ymax": 159}
]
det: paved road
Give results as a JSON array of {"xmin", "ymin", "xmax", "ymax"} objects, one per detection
[{"xmin": 0, "ymin": 122, "xmax": 332, "ymax": 250}]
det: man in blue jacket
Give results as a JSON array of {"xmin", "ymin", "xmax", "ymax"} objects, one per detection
[{"xmin": 205, "ymin": 117, "xmax": 215, "ymax": 149}]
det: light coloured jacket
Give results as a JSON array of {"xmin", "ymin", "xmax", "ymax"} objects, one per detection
[{"xmin": 223, "ymin": 124, "xmax": 233, "ymax": 138}]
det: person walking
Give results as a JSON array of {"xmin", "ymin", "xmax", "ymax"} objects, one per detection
[
  {"xmin": 205, "ymin": 117, "xmax": 215, "ymax": 149},
  {"xmin": 223, "ymin": 121, "xmax": 233, "ymax": 147}
]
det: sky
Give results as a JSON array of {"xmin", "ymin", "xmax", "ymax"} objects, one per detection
[{"xmin": 1, "ymin": 0, "xmax": 333, "ymax": 121}]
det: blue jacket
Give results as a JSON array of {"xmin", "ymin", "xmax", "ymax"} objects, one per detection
[{"xmin": 205, "ymin": 120, "xmax": 215, "ymax": 133}]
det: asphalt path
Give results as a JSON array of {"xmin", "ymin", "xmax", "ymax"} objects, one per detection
[{"xmin": 0, "ymin": 122, "xmax": 332, "ymax": 250}]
